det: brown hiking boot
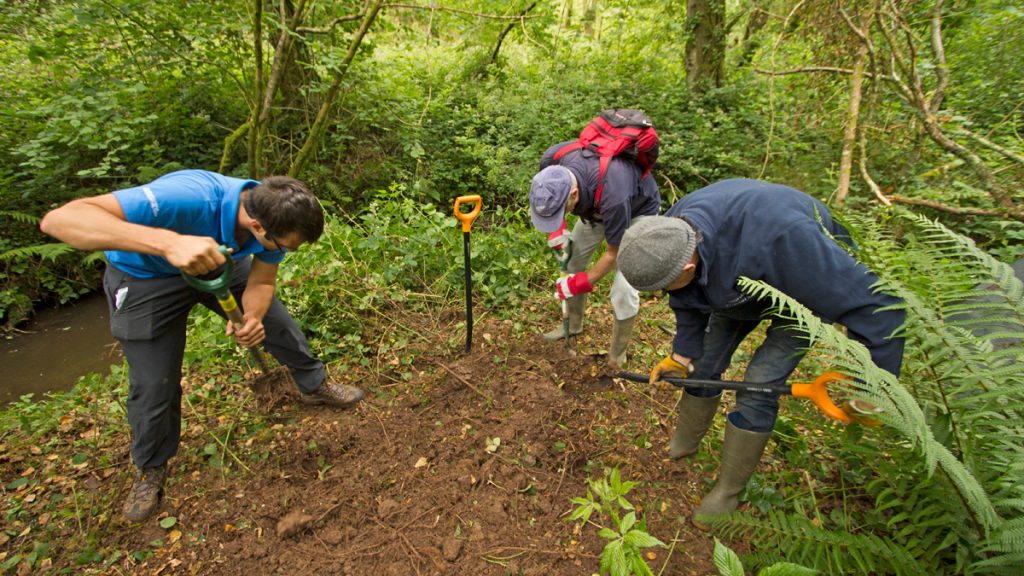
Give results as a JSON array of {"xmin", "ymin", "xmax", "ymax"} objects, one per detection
[
  {"xmin": 299, "ymin": 380, "xmax": 365, "ymax": 408},
  {"xmin": 122, "ymin": 464, "xmax": 168, "ymax": 523}
]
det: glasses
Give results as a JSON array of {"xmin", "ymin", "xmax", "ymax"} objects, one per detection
[{"xmin": 264, "ymin": 229, "xmax": 289, "ymax": 253}]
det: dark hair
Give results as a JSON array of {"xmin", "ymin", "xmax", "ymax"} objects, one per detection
[{"xmin": 242, "ymin": 176, "xmax": 324, "ymax": 243}]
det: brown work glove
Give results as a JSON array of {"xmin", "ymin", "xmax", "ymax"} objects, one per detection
[{"xmin": 649, "ymin": 354, "xmax": 693, "ymax": 385}]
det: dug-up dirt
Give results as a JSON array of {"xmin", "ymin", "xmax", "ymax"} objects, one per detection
[{"xmin": 109, "ymin": 308, "xmax": 725, "ymax": 575}]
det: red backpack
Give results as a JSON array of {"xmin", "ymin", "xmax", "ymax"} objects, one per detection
[{"xmin": 552, "ymin": 109, "xmax": 660, "ymax": 206}]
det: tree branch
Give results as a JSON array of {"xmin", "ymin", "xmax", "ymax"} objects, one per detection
[
  {"xmin": 954, "ymin": 129, "xmax": 1024, "ymax": 169},
  {"xmin": 885, "ymin": 195, "xmax": 1007, "ymax": 218},
  {"xmin": 754, "ymin": 65, "xmax": 863, "ymax": 76},
  {"xmin": 384, "ymin": 3, "xmax": 537, "ymax": 20},
  {"xmin": 289, "ymin": 0, "xmax": 385, "ymax": 177},
  {"xmin": 296, "ymin": 13, "xmax": 363, "ymax": 34},
  {"xmin": 928, "ymin": 0, "xmax": 949, "ymax": 115}
]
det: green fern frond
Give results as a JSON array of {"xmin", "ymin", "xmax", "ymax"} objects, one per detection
[
  {"xmin": 970, "ymin": 551, "xmax": 1024, "ymax": 575},
  {"xmin": 737, "ymin": 275, "xmax": 1002, "ymax": 532},
  {"xmin": 0, "ymin": 210, "xmax": 41, "ymax": 224},
  {"xmin": 708, "ymin": 510, "xmax": 926, "ymax": 576},
  {"xmin": 0, "ymin": 242, "xmax": 76, "ymax": 262}
]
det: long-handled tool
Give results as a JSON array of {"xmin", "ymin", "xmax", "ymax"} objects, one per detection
[
  {"xmin": 616, "ymin": 370, "xmax": 856, "ymax": 423},
  {"xmin": 454, "ymin": 195, "xmax": 482, "ymax": 353},
  {"xmin": 181, "ymin": 247, "xmax": 293, "ymax": 391},
  {"xmin": 554, "ymin": 236, "xmax": 575, "ymax": 351}
]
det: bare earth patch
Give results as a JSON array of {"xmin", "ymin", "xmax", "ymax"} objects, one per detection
[{"xmin": 8, "ymin": 303, "xmax": 727, "ymax": 575}]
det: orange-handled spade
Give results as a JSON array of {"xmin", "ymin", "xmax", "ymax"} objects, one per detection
[
  {"xmin": 616, "ymin": 370, "xmax": 859, "ymax": 424},
  {"xmin": 454, "ymin": 195, "xmax": 482, "ymax": 352}
]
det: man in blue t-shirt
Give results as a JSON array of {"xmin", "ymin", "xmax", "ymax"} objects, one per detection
[
  {"xmin": 41, "ymin": 170, "xmax": 365, "ymax": 523},
  {"xmin": 529, "ymin": 141, "xmax": 661, "ymax": 367},
  {"xmin": 616, "ymin": 179, "xmax": 905, "ymax": 528}
]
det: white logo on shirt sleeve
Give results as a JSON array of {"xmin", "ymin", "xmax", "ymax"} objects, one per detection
[{"xmin": 143, "ymin": 187, "xmax": 159, "ymax": 217}]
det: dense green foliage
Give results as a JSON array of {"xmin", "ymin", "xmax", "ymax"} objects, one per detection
[
  {"xmin": 7, "ymin": 0, "xmax": 1019, "ymax": 327},
  {"xmin": 1, "ymin": 0, "xmax": 1022, "ymax": 573}
]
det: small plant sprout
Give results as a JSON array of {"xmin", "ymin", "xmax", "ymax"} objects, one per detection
[
  {"xmin": 484, "ymin": 437, "xmax": 500, "ymax": 454},
  {"xmin": 566, "ymin": 467, "xmax": 666, "ymax": 576}
]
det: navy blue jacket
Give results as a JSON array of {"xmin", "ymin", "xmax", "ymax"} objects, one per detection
[
  {"xmin": 666, "ymin": 179, "xmax": 904, "ymax": 376},
  {"xmin": 540, "ymin": 141, "xmax": 661, "ymax": 246}
]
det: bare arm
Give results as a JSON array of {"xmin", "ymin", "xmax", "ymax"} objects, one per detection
[
  {"xmin": 227, "ymin": 258, "xmax": 278, "ymax": 347},
  {"xmin": 40, "ymin": 194, "xmax": 227, "ymax": 275},
  {"xmin": 585, "ymin": 244, "xmax": 619, "ymax": 285}
]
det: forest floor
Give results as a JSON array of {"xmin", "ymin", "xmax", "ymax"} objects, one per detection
[{"xmin": 1, "ymin": 299, "xmax": 765, "ymax": 575}]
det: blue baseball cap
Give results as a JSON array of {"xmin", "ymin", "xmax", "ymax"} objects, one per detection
[{"xmin": 529, "ymin": 166, "xmax": 573, "ymax": 232}]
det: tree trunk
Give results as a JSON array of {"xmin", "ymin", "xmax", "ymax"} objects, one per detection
[
  {"xmin": 289, "ymin": 0, "xmax": 385, "ymax": 178},
  {"xmin": 248, "ymin": 0, "xmax": 264, "ymax": 178},
  {"xmin": 835, "ymin": 10, "xmax": 872, "ymax": 207},
  {"xmin": 685, "ymin": 0, "xmax": 726, "ymax": 93}
]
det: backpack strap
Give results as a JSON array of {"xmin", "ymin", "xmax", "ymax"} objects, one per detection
[
  {"xmin": 553, "ymin": 142, "xmax": 612, "ymax": 209},
  {"xmin": 594, "ymin": 155, "xmax": 612, "ymax": 208},
  {"xmin": 552, "ymin": 142, "xmax": 582, "ymax": 163}
]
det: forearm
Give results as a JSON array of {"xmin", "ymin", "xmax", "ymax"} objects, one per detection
[
  {"xmin": 242, "ymin": 260, "xmax": 279, "ymax": 321},
  {"xmin": 241, "ymin": 284, "xmax": 275, "ymax": 321},
  {"xmin": 40, "ymin": 197, "xmax": 179, "ymax": 255},
  {"xmin": 586, "ymin": 246, "xmax": 618, "ymax": 285}
]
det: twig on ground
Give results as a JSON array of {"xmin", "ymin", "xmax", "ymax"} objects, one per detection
[{"xmin": 433, "ymin": 360, "xmax": 489, "ymax": 400}]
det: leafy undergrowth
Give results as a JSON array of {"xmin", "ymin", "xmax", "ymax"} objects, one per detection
[{"xmin": 0, "ymin": 294, "xmax": 850, "ymax": 576}]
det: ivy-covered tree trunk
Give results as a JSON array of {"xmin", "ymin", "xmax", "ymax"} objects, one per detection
[{"xmin": 685, "ymin": 0, "xmax": 725, "ymax": 93}]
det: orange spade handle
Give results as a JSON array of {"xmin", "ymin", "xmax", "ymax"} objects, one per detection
[
  {"xmin": 790, "ymin": 371, "xmax": 852, "ymax": 424},
  {"xmin": 454, "ymin": 195, "xmax": 482, "ymax": 233}
]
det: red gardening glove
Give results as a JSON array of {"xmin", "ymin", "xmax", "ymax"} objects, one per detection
[
  {"xmin": 555, "ymin": 272, "xmax": 593, "ymax": 300},
  {"xmin": 547, "ymin": 219, "xmax": 570, "ymax": 251}
]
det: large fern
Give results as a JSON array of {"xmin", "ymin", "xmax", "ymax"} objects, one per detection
[
  {"xmin": 714, "ymin": 208, "xmax": 1024, "ymax": 574},
  {"xmin": 0, "ymin": 242, "xmax": 76, "ymax": 262}
]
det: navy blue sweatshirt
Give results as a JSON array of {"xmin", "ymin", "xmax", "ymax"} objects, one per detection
[
  {"xmin": 540, "ymin": 141, "xmax": 661, "ymax": 246},
  {"xmin": 666, "ymin": 179, "xmax": 904, "ymax": 376}
]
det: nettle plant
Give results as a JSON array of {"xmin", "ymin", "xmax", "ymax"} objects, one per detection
[
  {"xmin": 567, "ymin": 467, "xmax": 666, "ymax": 576},
  {"xmin": 708, "ymin": 209, "xmax": 1024, "ymax": 575}
]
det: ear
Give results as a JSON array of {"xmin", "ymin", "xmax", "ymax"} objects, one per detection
[
  {"xmin": 248, "ymin": 218, "xmax": 265, "ymax": 235},
  {"xmin": 682, "ymin": 261, "xmax": 697, "ymax": 273}
]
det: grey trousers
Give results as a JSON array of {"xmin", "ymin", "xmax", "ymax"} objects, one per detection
[
  {"xmin": 103, "ymin": 259, "xmax": 325, "ymax": 469},
  {"xmin": 566, "ymin": 218, "xmax": 643, "ymax": 320}
]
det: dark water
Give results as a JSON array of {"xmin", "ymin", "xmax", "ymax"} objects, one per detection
[{"xmin": 1, "ymin": 293, "xmax": 121, "ymax": 405}]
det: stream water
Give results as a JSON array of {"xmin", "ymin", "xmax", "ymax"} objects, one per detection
[{"xmin": 1, "ymin": 293, "xmax": 121, "ymax": 405}]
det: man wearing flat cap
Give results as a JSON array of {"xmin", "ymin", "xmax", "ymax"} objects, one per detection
[
  {"xmin": 529, "ymin": 141, "xmax": 661, "ymax": 367},
  {"xmin": 616, "ymin": 178, "xmax": 904, "ymax": 527}
]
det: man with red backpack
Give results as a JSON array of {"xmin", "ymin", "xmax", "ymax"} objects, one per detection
[{"xmin": 529, "ymin": 109, "xmax": 661, "ymax": 367}]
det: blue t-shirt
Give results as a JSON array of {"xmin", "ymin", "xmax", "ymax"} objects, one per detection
[{"xmin": 106, "ymin": 170, "xmax": 286, "ymax": 279}]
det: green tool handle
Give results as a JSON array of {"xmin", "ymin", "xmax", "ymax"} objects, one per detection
[{"xmin": 180, "ymin": 247, "xmax": 270, "ymax": 371}]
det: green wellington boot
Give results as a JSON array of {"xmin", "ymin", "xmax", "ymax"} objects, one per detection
[
  {"xmin": 668, "ymin": 392, "xmax": 721, "ymax": 459},
  {"xmin": 606, "ymin": 315, "xmax": 637, "ymax": 368},
  {"xmin": 542, "ymin": 294, "xmax": 586, "ymax": 342},
  {"xmin": 692, "ymin": 420, "xmax": 771, "ymax": 530}
]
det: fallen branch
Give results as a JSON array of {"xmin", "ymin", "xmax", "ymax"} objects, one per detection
[{"xmin": 434, "ymin": 360, "xmax": 489, "ymax": 400}]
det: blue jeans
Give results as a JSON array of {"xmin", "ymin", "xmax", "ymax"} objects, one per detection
[{"xmin": 685, "ymin": 303, "xmax": 807, "ymax": 433}]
